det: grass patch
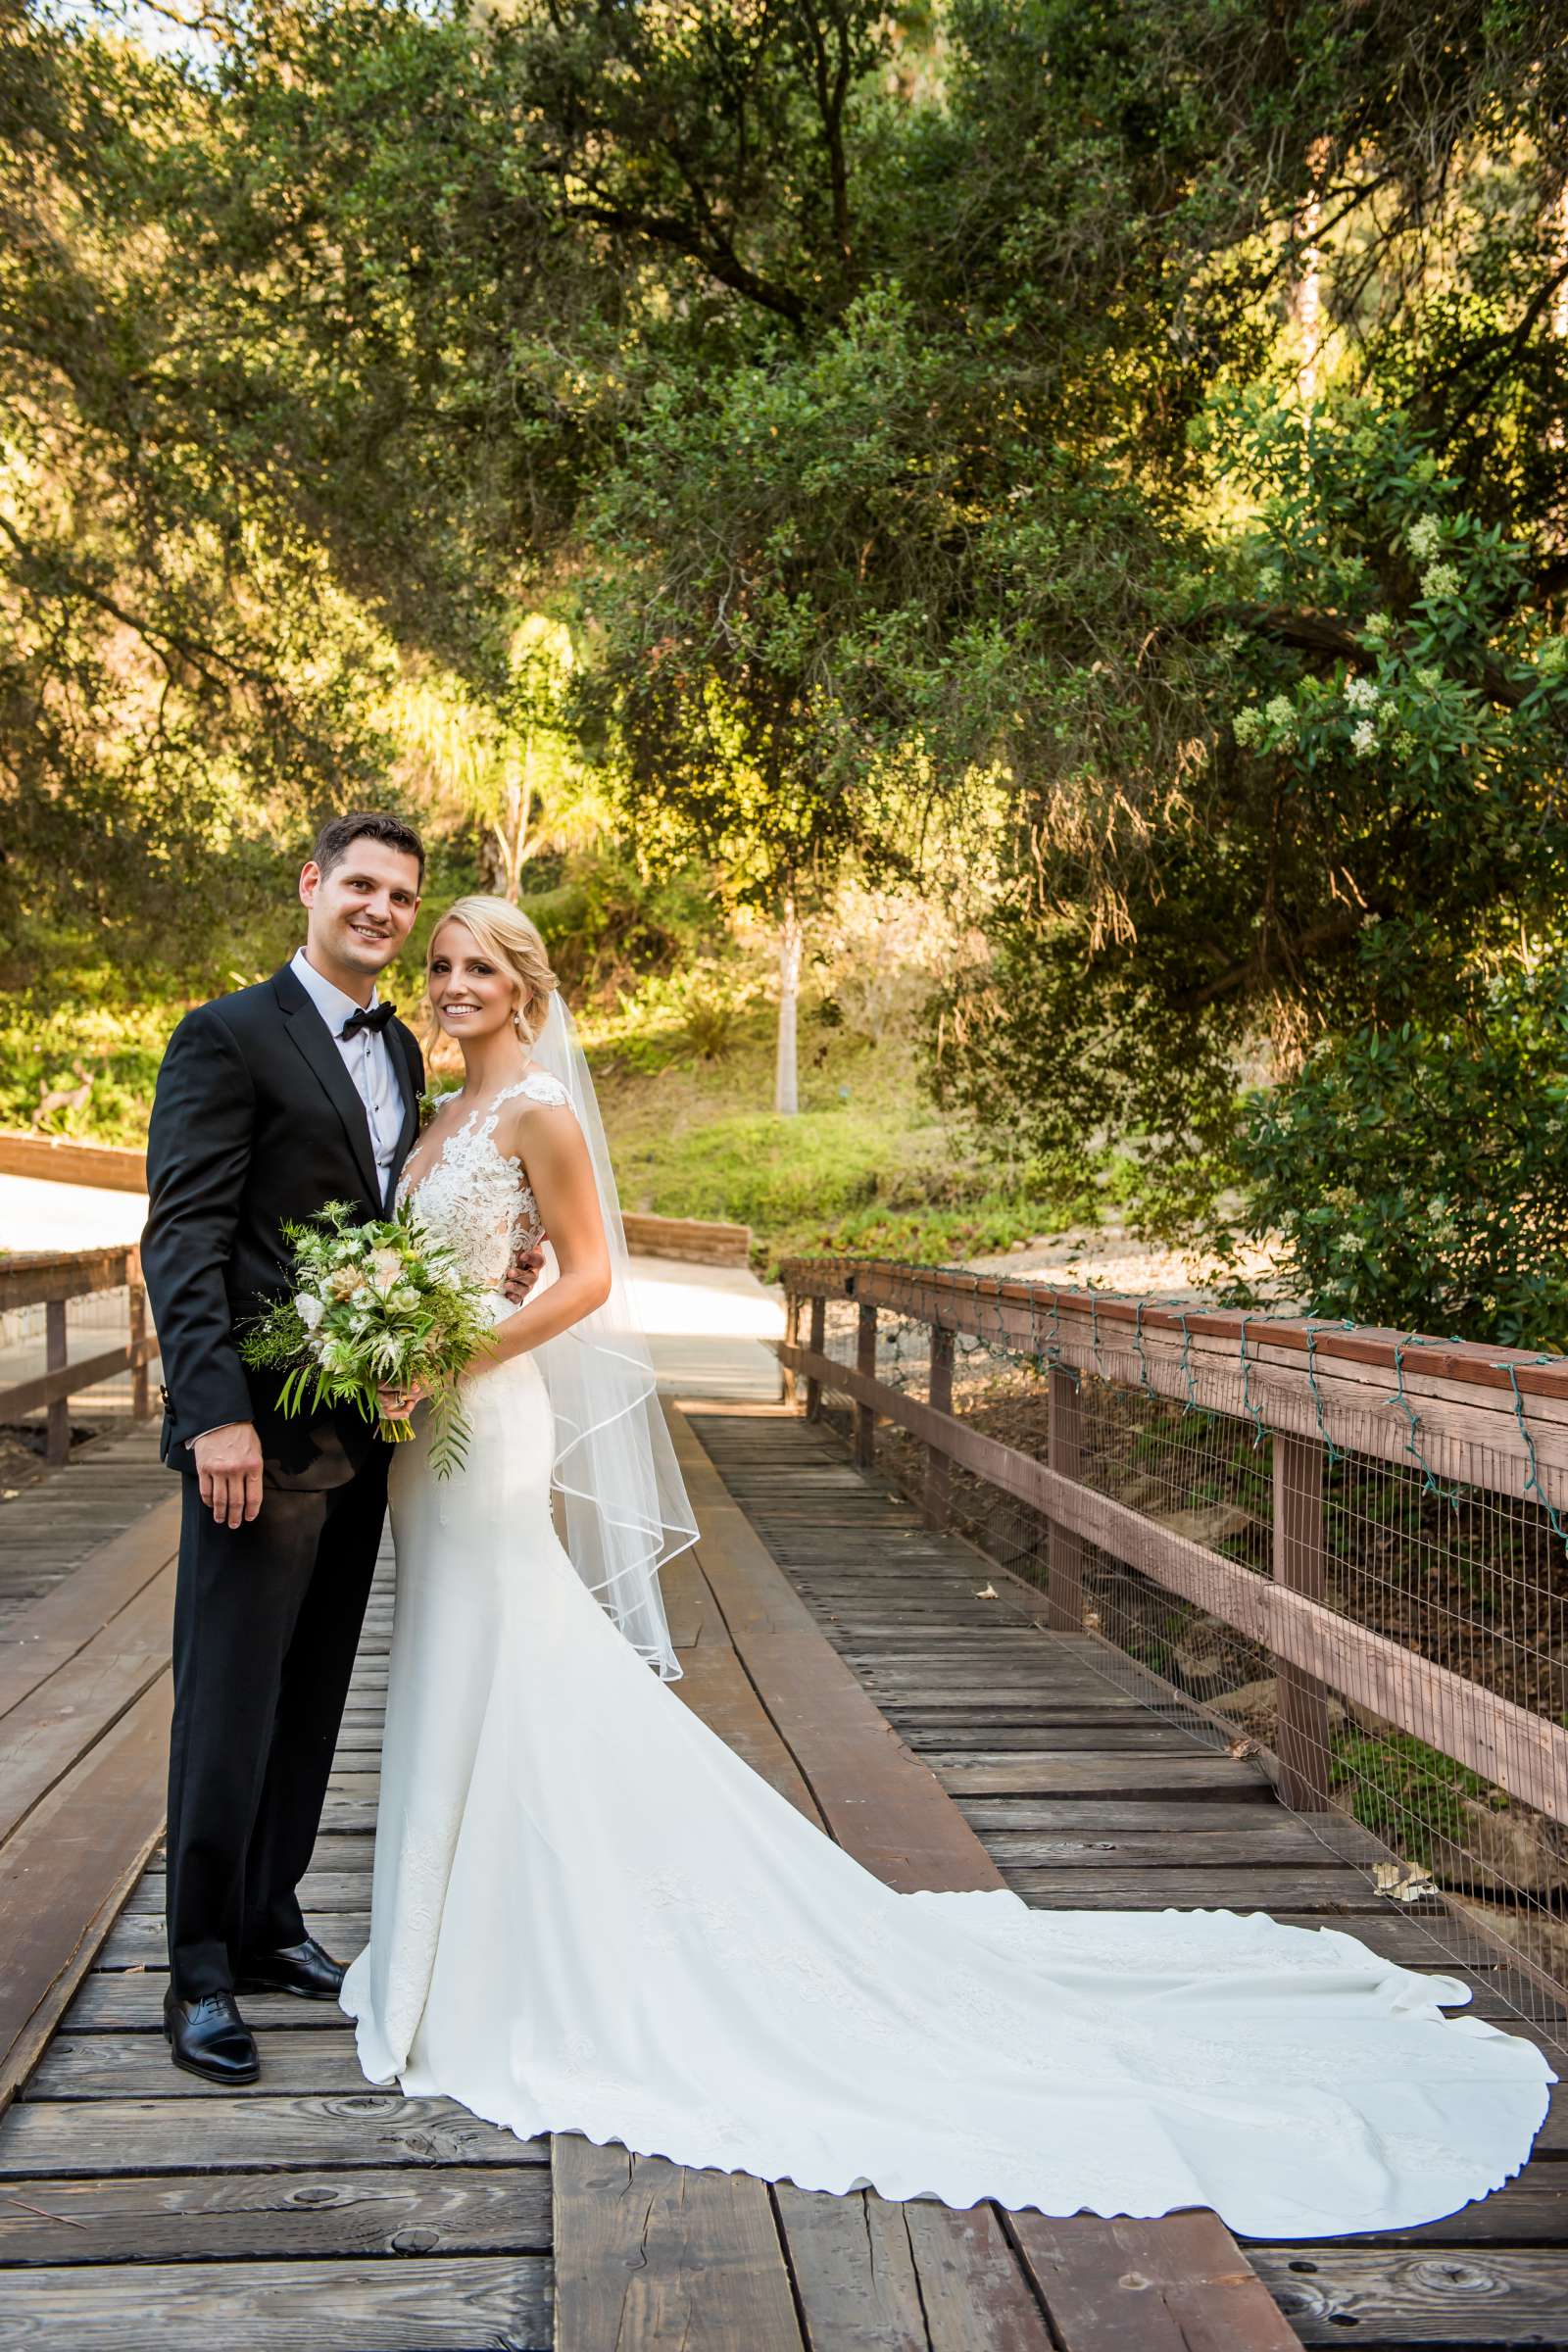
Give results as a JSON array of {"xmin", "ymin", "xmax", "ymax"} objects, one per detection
[{"xmin": 589, "ymin": 998, "xmax": 1094, "ymax": 1274}]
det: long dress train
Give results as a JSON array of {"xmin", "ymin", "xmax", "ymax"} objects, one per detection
[{"xmin": 340, "ymin": 1082, "xmax": 1553, "ymax": 2241}]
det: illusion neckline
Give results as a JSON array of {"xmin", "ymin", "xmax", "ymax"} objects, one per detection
[{"xmin": 398, "ymin": 1067, "xmax": 563, "ymax": 1212}]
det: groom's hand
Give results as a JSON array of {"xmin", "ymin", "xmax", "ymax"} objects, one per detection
[
  {"xmin": 192, "ymin": 1421, "xmax": 265, "ymax": 1528},
  {"xmin": 501, "ymin": 1244, "xmax": 546, "ymax": 1306}
]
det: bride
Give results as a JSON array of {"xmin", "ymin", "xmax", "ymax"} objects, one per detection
[{"xmin": 341, "ymin": 893, "xmax": 1553, "ymax": 2239}]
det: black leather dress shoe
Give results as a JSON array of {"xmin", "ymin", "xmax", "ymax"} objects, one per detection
[
  {"xmin": 164, "ymin": 1988, "xmax": 260, "ymax": 2084},
  {"xmin": 235, "ymin": 1935, "xmax": 345, "ymax": 2001}
]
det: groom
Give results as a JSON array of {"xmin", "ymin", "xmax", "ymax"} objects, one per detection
[{"xmin": 142, "ymin": 811, "xmax": 533, "ymax": 2083}]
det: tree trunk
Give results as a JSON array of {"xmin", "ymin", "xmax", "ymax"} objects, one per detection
[
  {"xmin": 481, "ymin": 740, "xmax": 536, "ymax": 903},
  {"xmin": 1550, "ymin": 176, "xmax": 1568, "ymax": 450},
  {"xmin": 1294, "ymin": 137, "xmax": 1330, "ymax": 403},
  {"xmin": 774, "ymin": 897, "xmax": 802, "ymax": 1116}
]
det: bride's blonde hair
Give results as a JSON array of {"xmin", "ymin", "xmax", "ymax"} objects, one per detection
[{"xmin": 429, "ymin": 895, "xmax": 560, "ymax": 1047}]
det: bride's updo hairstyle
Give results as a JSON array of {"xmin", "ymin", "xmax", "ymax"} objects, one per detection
[{"xmin": 430, "ymin": 895, "xmax": 560, "ymax": 1048}]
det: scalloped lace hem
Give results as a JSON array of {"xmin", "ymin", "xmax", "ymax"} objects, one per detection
[{"xmin": 339, "ymin": 1986, "xmax": 1553, "ymax": 2242}]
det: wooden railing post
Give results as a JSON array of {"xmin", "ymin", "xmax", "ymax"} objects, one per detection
[
  {"xmin": 44, "ymin": 1298, "xmax": 69, "ymax": 1465},
  {"xmin": 1046, "ymin": 1365, "xmax": 1086, "ymax": 1631},
  {"xmin": 856, "ymin": 1300, "xmax": 878, "ymax": 1469},
  {"xmin": 128, "ymin": 1266, "xmax": 150, "ymax": 1421},
  {"xmin": 1273, "ymin": 1431, "xmax": 1334, "ymax": 1810},
  {"xmin": 805, "ymin": 1295, "xmax": 826, "ymax": 1422},
  {"xmin": 924, "ymin": 1323, "xmax": 955, "ymax": 1529}
]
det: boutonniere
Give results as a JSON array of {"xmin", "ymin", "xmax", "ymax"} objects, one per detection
[{"xmin": 417, "ymin": 1085, "xmax": 459, "ymax": 1128}]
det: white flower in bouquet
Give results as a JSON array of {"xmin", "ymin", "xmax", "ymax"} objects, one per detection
[
  {"xmin": 368, "ymin": 1247, "xmax": 404, "ymax": 1293},
  {"xmin": 296, "ymin": 1293, "xmax": 325, "ymax": 1331}
]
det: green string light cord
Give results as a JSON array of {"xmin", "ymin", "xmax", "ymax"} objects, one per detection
[
  {"xmin": 1388, "ymin": 1335, "xmax": 1463, "ymax": 1507},
  {"xmin": 1501, "ymin": 1360, "xmax": 1568, "ymax": 1545},
  {"xmin": 1298, "ymin": 1317, "xmax": 1363, "ymax": 1458},
  {"xmin": 1177, "ymin": 1310, "xmax": 1199, "ymax": 1418},
  {"xmin": 1089, "ymin": 1294, "xmax": 1105, "ymax": 1385},
  {"xmin": 1238, "ymin": 1314, "xmax": 1267, "ymax": 1449},
  {"xmin": 1133, "ymin": 1299, "xmax": 1154, "ymax": 1397}
]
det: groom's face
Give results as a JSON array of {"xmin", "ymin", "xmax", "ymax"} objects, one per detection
[{"xmin": 299, "ymin": 841, "xmax": 422, "ymax": 982}]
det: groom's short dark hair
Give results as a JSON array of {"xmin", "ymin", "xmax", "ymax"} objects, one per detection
[{"xmin": 314, "ymin": 810, "xmax": 425, "ymax": 887}]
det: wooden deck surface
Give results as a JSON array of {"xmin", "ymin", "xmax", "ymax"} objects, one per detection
[
  {"xmin": 0, "ymin": 1400, "xmax": 1560, "ymax": 2347},
  {"xmin": 0, "ymin": 1421, "xmax": 169, "ymax": 1622},
  {"xmin": 689, "ymin": 1409, "xmax": 1568, "ymax": 2351}
]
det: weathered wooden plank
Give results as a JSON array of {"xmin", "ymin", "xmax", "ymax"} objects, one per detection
[
  {"xmin": 0, "ymin": 2254, "xmax": 552, "ymax": 2349},
  {"xmin": 550, "ymin": 2132, "xmax": 803, "ymax": 2351},
  {"xmin": 921, "ymin": 1724, "xmax": 1241, "ymax": 1757},
  {"xmin": 0, "ymin": 1679, "xmax": 171, "ymax": 2109},
  {"xmin": 982, "ymin": 1829, "xmax": 1377, "ymax": 1870},
  {"xmin": 62, "ymin": 1977, "xmax": 351, "ymax": 2033},
  {"xmin": 876, "ymin": 1693, "xmax": 1155, "ymax": 1717},
  {"xmin": 1310, "ymin": 2166, "xmax": 1568, "ymax": 2247},
  {"xmin": 0, "ymin": 2094, "xmax": 548, "ymax": 2177},
  {"xmin": 126, "ymin": 1867, "xmax": 371, "ymax": 1915},
  {"xmin": 926, "ymin": 1755, "xmax": 1270, "ymax": 1794},
  {"xmin": 1005, "ymin": 1868, "xmax": 1408, "ymax": 1911},
  {"xmin": 954, "ymin": 1800, "xmax": 1318, "ymax": 1836},
  {"xmin": 0, "ymin": 1571, "xmax": 173, "ymax": 1848},
  {"xmin": 24, "ymin": 2030, "xmax": 372, "ymax": 2100},
  {"xmin": 1249, "ymin": 2243, "xmax": 1568, "ymax": 2345},
  {"xmin": 735, "ymin": 1630, "xmax": 1010, "ymax": 1895},
  {"xmin": 1006, "ymin": 2210, "xmax": 1303, "ymax": 2352},
  {"xmin": 777, "ymin": 2184, "xmax": 1054, "ymax": 2350},
  {"xmin": 0, "ymin": 2165, "xmax": 552, "ymax": 2266},
  {"xmin": 671, "ymin": 1649, "xmax": 821, "ymax": 1820},
  {"xmin": 0, "ymin": 1498, "xmax": 178, "ymax": 1722},
  {"xmin": 658, "ymin": 1544, "xmax": 713, "ymax": 1650},
  {"xmin": 671, "ymin": 1420, "xmax": 1005, "ymax": 1896},
  {"xmin": 97, "ymin": 1910, "xmax": 369, "ymax": 1968},
  {"xmin": 772, "ymin": 2185, "xmax": 933, "ymax": 2347}
]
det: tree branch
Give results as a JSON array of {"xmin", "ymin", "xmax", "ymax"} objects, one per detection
[
  {"xmin": 1226, "ymin": 602, "xmax": 1533, "ymax": 711},
  {"xmin": 0, "ymin": 514, "xmax": 266, "ymax": 695},
  {"xmin": 562, "ymin": 193, "xmax": 811, "ymax": 325},
  {"xmin": 1175, "ymin": 906, "xmax": 1367, "ymax": 1011}
]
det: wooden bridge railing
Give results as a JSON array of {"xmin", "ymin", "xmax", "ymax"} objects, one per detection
[
  {"xmin": 0, "ymin": 1248, "xmax": 159, "ymax": 1464},
  {"xmin": 777, "ymin": 1257, "xmax": 1568, "ymax": 1840}
]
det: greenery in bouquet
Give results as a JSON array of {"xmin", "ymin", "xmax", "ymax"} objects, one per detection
[{"xmin": 239, "ymin": 1200, "xmax": 495, "ymax": 1477}]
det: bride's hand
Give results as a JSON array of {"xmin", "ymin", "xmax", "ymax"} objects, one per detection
[{"xmin": 378, "ymin": 1379, "xmax": 428, "ymax": 1419}]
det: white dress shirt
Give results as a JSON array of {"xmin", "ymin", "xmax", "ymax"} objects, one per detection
[{"xmin": 289, "ymin": 946, "xmax": 405, "ymax": 1205}]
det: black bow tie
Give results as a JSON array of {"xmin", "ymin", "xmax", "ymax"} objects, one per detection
[{"xmin": 340, "ymin": 1000, "xmax": 395, "ymax": 1039}]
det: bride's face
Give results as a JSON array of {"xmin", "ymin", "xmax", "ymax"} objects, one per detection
[{"xmin": 426, "ymin": 922, "xmax": 519, "ymax": 1043}]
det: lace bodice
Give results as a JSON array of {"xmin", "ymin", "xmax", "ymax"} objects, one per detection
[{"xmin": 397, "ymin": 1074, "xmax": 570, "ymax": 1293}]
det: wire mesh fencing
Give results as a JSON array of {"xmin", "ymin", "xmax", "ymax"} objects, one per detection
[{"xmin": 787, "ymin": 1260, "xmax": 1568, "ymax": 2060}]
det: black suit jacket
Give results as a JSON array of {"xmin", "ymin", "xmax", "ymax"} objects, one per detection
[{"xmin": 141, "ymin": 960, "xmax": 425, "ymax": 1487}]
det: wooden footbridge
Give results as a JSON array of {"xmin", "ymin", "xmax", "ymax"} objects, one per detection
[{"xmin": 1, "ymin": 1247, "xmax": 1566, "ymax": 2349}]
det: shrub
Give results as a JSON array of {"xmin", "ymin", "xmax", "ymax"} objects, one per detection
[{"xmin": 1229, "ymin": 962, "xmax": 1568, "ymax": 1349}]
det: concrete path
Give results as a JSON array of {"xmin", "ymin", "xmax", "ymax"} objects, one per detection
[{"xmin": 1, "ymin": 1173, "xmax": 782, "ymax": 1426}]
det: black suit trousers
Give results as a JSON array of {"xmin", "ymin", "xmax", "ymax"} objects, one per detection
[{"xmin": 164, "ymin": 1447, "xmax": 388, "ymax": 1997}]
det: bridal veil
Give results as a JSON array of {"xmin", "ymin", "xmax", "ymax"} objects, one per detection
[{"xmin": 526, "ymin": 992, "xmax": 695, "ymax": 1678}]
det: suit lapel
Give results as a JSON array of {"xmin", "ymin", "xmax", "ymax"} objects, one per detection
[
  {"xmin": 388, "ymin": 1024, "xmax": 421, "ymax": 1204},
  {"xmin": 270, "ymin": 962, "xmax": 383, "ymax": 1212}
]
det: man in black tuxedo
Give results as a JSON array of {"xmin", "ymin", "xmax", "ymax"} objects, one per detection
[{"xmin": 142, "ymin": 810, "xmax": 431, "ymax": 2082}]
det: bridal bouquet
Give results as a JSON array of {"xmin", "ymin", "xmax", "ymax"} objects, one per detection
[{"xmin": 239, "ymin": 1200, "xmax": 495, "ymax": 1477}]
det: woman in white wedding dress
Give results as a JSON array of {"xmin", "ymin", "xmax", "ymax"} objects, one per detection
[{"xmin": 341, "ymin": 894, "xmax": 1553, "ymax": 2240}]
